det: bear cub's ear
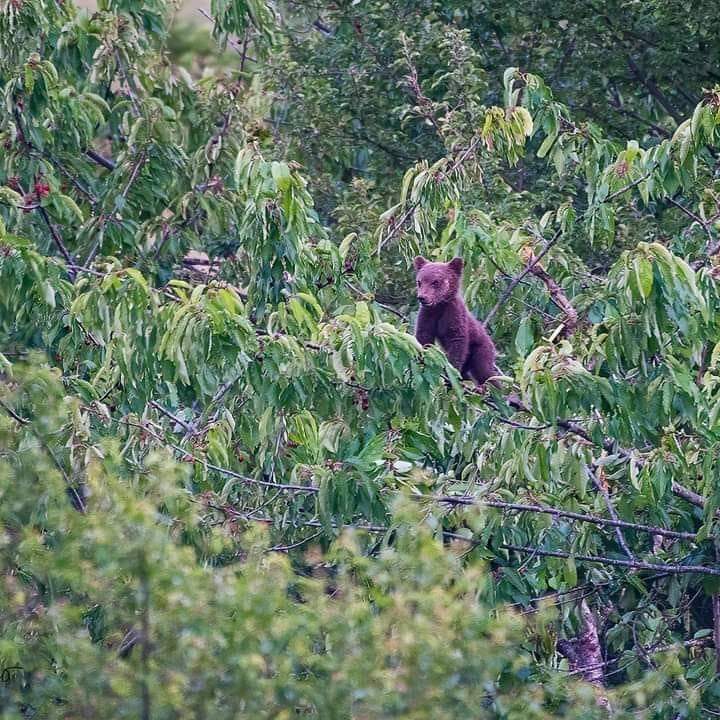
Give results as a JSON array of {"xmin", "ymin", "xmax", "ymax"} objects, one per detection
[
  {"xmin": 414, "ymin": 256, "xmax": 428, "ymax": 271},
  {"xmin": 448, "ymin": 257, "xmax": 464, "ymax": 275}
]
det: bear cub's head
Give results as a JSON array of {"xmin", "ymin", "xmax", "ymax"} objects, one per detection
[{"xmin": 413, "ymin": 256, "xmax": 464, "ymax": 307}]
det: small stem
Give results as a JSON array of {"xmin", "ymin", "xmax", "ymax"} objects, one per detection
[
  {"xmin": 37, "ymin": 206, "xmax": 76, "ymax": 280},
  {"xmin": 484, "ymin": 229, "xmax": 562, "ymax": 327}
]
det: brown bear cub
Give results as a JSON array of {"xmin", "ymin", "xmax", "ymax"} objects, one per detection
[{"xmin": 414, "ymin": 256, "xmax": 497, "ymax": 386}]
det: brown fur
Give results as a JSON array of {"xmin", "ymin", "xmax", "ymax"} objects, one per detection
[{"xmin": 414, "ymin": 256, "xmax": 497, "ymax": 385}]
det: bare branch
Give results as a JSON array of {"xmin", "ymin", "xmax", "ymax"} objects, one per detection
[
  {"xmin": 0, "ymin": 398, "xmax": 28, "ymax": 424},
  {"xmin": 269, "ymin": 530, "xmax": 324, "ymax": 552},
  {"xmin": 586, "ymin": 464, "xmax": 635, "ymax": 560},
  {"xmin": 432, "ymin": 495, "xmax": 697, "ymax": 541},
  {"xmin": 85, "ymin": 149, "xmax": 116, "ymax": 171},
  {"xmin": 523, "ymin": 248, "xmax": 579, "ymax": 334},
  {"xmin": 149, "ymin": 401, "xmax": 195, "ymax": 434},
  {"xmin": 37, "ymin": 206, "xmax": 76, "ymax": 280},
  {"xmin": 499, "ymin": 542, "xmax": 720, "ymax": 577},
  {"xmin": 557, "ymin": 600, "xmax": 606, "ymax": 690},
  {"xmin": 165, "ymin": 441, "xmax": 319, "ymax": 494}
]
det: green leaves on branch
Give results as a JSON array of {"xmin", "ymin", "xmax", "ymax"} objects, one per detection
[
  {"xmin": 210, "ymin": 0, "xmax": 276, "ymax": 49},
  {"xmin": 234, "ymin": 147, "xmax": 327, "ymax": 315}
]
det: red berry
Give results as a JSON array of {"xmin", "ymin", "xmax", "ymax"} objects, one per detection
[{"xmin": 34, "ymin": 181, "xmax": 50, "ymax": 198}]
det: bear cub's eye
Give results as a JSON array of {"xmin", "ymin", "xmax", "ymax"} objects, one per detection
[{"xmin": 433, "ymin": 280, "xmax": 440, "ymax": 288}]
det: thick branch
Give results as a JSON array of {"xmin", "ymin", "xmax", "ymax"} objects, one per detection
[
  {"xmin": 85, "ymin": 149, "xmax": 116, "ymax": 171},
  {"xmin": 557, "ymin": 600, "xmax": 606, "ymax": 686},
  {"xmin": 627, "ymin": 55, "xmax": 682, "ymax": 123},
  {"xmin": 524, "ymin": 249, "xmax": 578, "ymax": 334}
]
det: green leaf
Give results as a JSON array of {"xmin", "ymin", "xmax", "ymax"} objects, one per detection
[
  {"xmin": 633, "ymin": 257, "xmax": 653, "ymax": 300},
  {"xmin": 515, "ymin": 316, "xmax": 534, "ymax": 356}
]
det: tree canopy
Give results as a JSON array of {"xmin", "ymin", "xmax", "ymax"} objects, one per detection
[{"xmin": 2, "ymin": 1, "xmax": 720, "ymax": 717}]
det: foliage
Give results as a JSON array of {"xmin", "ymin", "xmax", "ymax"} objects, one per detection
[
  {"xmin": 2, "ymin": 0, "xmax": 720, "ymax": 717},
  {"xmin": 0, "ymin": 364, "xmax": 618, "ymax": 718}
]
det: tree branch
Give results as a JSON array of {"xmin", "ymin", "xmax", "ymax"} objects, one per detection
[
  {"xmin": 484, "ymin": 229, "xmax": 563, "ymax": 327},
  {"xmin": 557, "ymin": 599, "xmax": 606, "ymax": 690},
  {"xmin": 37, "ymin": 206, "xmax": 76, "ymax": 280},
  {"xmin": 498, "ymin": 394, "xmax": 707, "ymax": 513},
  {"xmin": 0, "ymin": 398, "xmax": 28, "ymax": 424},
  {"xmin": 519, "ymin": 243, "xmax": 578, "ymax": 334},
  {"xmin": 85, "ymin": 149, "xmax": 116, "ymax": 171},
  {"xmin": 586, "ymin": 463, "xmax": 635, "ymax": 560},
  {"xmin": 376, "ymin": 135, "xmax": 483, "ymax": 255},
  {"xmin": 626, "ymin": 55, "xmax": 682, "ymax": 123},
  {"xmin": 500, "ymin": 543, "xmax": 720, "ymax": 577},
  {"xmin": 604, "ymin": 172, "xmax": 652, "ymax": 202},
  {"xmin": 149, "ymin": 401, "xmax": 195, "ymax": 434},
  {"xmin": 433, "ymin": 495, "xmax": 697, "ymax": 541}
]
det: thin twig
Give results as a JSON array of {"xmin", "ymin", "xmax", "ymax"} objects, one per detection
[
  {"xmin": 269, "ymin": 530, "xmax": 323, "ymax": 552},
  {"xmin": 181, "ymin": 373, "xmax": 245, "ymax": 443},
  {"xmin": 165, "ymin": 441, "xmax": 319, "ymax": 494},
  {"xmin": 499, "ymin": 542, "xmax": 720, "ymax": 576},
  {"xmin": 40, "ymin": 150, "xmax": 98, "ymax": 204},
  {"xmin": 0, "ymin": 400, "xmax": 84, "ymax": 511},
  {"xmin": 114, "ymin": 48, "xmax": 142, "ymax": 118},
  {"xmin": 667, "ymin": 196, "xmax": 720, "ymax": 259},
  {"xmin": 95, "ymin": 398, "xmax": 699, "ymax": 544},
  {"xmin": 212, "ymin": 501, "xmax": 718, "ymax": 576},
  {"xmin": 586, "ymin": 464, "xmax": 636, "ymax": 561},
  {"xmin": 483, "ymin": 229, "xmax": 562, "ymax": 327},
  {"xmin": 564, "ymin": 637, "xmax": 711, "ymax": 677},
  {"xmin": 120, "ymin": 151, "xmax": 147, "ymax": 203},
  {"xmin": 498, "ymin": 393, "xmax": 706, "ymax": 512},
  {"xmin": 37, "ymin": 206, "xmax": 76, "ymax": 280},
  {"xmin": 0, "ymin": 399, "xmax": 28, "ymax": 424},
  {"xmin": 604, "ymin": 172, "xmax": 652, "ymax": 202},
  {"xmin": 149, "ymin": 401, "xmax": 195, "ymax": 434},
  {"xmin": 375, "ymin": 135, "xmax": 484, "ymax": 255},
  {"xmin": 431, "ymin": 495, "xmax": 697, "ymax": 541}
]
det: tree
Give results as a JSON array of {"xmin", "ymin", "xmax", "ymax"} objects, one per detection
[{"xmin": 2, "ymin": 0, "xmax": 720, "ymax": 716}]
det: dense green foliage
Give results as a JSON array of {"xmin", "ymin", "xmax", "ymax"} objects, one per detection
[{"xmin": 2, "ymin": 0, "xmax": 720, "ymax": 717}]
